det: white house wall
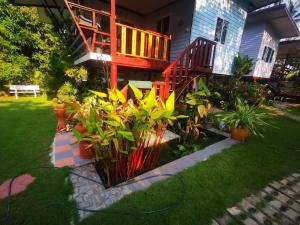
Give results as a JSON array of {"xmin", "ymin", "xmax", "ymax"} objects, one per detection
[
  {"xmin": 253, "ymin": 24, "xmax": 280, "ymax": 78},
  {"xmin": 239, "ymin": 22, "xmax": 265, "ymax": 77},
  {"xmin": 190, "ymin": 0, "xmax": 247, "ymax": 75},
  {"xmin": 144, "ymin": 0, "xmax": 195, "ymax": 61}
]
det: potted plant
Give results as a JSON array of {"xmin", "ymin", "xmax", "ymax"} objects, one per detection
[
  {"xmin": 53, "ymin": 82, "xmax": 78, "ymax": 132},
  {"xmin": 220, "ymin": 98, "xmax": 269, "ymax": 141}
]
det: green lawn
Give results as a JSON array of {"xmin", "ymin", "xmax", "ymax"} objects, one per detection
[
  {"xmin": 287, "ymin": 106, "xmax": 300, "ymax": 116},
  {"xmin": 0, "ymin": 97, "xmax": 300, "ymax": 225},
  {"xmin": 0, "ymin": 96, "xmax": 74, "ymax": 225}
]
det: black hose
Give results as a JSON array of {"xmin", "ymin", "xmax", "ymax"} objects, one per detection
[{"xmin": 2, "ymin": 166, "xmax": 186, "ymax": 225}]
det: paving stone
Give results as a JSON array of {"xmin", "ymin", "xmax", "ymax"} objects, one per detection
[
  {"xmin": 211, "ymin": 219, "xmax": 220, "ymax": 225},
  {"xmin": 214, "ymin": 172, "xmax": 300, "ymax": 225}
]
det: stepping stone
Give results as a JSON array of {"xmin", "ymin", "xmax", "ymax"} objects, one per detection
[{"xmin": 0, "ymin": 174, "xmax": 35, "ymax": 199}]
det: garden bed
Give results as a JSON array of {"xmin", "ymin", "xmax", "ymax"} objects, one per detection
[{"xmin": 93, "ymin": 129, "xmax": 227, "ymax": 188}]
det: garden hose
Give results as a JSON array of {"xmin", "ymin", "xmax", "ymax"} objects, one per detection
[{"xmin": 1, "ymin": 165, "xmax": 186, "ymax": 225}]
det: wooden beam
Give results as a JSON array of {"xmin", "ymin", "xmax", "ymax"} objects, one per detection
[{"xmin": 114, "ymin": 55, "xmax": 169, "ymax": 71}]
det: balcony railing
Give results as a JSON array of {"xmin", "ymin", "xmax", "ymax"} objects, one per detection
[
  {"xmin": 116, "ymin": 23, "xmax": 171, "ymax": 61},
  {"xmin": 66, "ymin": 1, "xmax": 171, "ymax": 62}
]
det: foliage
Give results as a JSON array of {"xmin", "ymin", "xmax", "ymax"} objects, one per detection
[
  {"xmin": 174, "ymin": 79, "xmax": 219, "ymax": 145},
  {"xmin": 232, "ymin": 55, "xmax": 254, "ymax": 79},
  {"xmin": 70, "ymin": 85, "xmax": 182, "ymax": 186},
  {"xmin": 57, "ymin": 81, "xmax": 78, "ymax": 103},
  {"xmin": 219, "ymin": 98, "xmax": 269, "ymax": 136},
  {"xmin": 0, "ymin": 0, "xmax": 72, "ymax": 92},
  {"xmin": 64, "ymin": 66, "xmax": 88, "ymax": 83},
  {"xmin": 173, "ymin": 144, "xmax": 201, "ymax": 157}
]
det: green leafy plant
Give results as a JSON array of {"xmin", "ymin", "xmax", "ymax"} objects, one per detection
[
  {"xmin": 219, "ymin": 98, "xmax": 269, "ymax": 136},
  {"xmin": 71, "ymin": 85, "xmax": 183, "ymax": 186},
  {"xmin": 64, "ymin": 66, "xmax": 88, "ymax": 83},
  {"xmin": 173, "ymin": 144, "xmax": 201, "ymax": 157},
  {"xmin": 57, "ymin": 81, "xmax": 78, "ymax": 103},
  {"xmin": 174, "ymin": 79, "xmax": 219, "ymax": 144}
]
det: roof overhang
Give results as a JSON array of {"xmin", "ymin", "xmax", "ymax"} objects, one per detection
[
  {"xmin": 246, "ymin": 4, "xmax": 300, "ymax": 38},
  {"xmin": 10, "ymin": 0, "xmax": 177, "ymax": 16},
  {"xmin": 247, "ymin": 0, "xmax": 280, "ymax": 12}
]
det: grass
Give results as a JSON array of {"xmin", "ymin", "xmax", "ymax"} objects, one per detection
[
  {"xmin": 0, "ymin": 97, "xmax": 300, "ymax": 225},
  {"xmin": 0, "ymin": 96, "xmax": 74, "ymax": 225},
  {"xmin": 287, "ymin": 106, "xmax": 300, "ymax": 116}
]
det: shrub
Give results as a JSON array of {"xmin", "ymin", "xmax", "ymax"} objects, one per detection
[{"xmin": 57, "ymin": 81, "xmax": 78, "ymax": 102}]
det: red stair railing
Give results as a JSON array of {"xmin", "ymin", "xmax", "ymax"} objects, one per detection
[{"xmin": 162, "ymin": 37, "xmax": 216, "ymax": 99}]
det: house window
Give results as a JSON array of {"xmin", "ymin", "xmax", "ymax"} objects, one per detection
[
  {"xmin": 215, "ymin": 17, "xmax": 229, "ymax": 44},
  {"xmin": 156, "ymin": 16, "xmax": 170, "ymax": 35},
  {"xmin": 262, "ymin": 46, "xmax": 275, "ymax": 63}
]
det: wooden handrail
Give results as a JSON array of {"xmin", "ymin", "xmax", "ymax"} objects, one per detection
[
  {"xmin": 116, "ymin": 23, "xmax": 171, "ymax": 61},
  {"xmin": 68, "ymin": 2, "xmax": 111, "ymax": 17},
  {"xmin": 162, "ymin": 36, "xmax": 216, "ymax": 99}
]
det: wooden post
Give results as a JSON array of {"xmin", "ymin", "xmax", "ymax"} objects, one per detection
[{"xmin": 110, "ymin": 0, "xmax": 117, "ymax": 89}]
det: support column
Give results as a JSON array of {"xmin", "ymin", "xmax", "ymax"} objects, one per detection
[
  {"xmin": 110, "ymin": 0, "xmax": 117, "ymax": 89},
  {"xmin": 110, "ymin": 63, "xmax": 118, "ymax": 89}
]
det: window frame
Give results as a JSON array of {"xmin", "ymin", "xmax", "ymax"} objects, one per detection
[
  {"xmin": 262, "ymin": 46, "xmax": 275, "ymax": 63},
  {"xmin": 214, "ymin": 17, "xmax": 229, "ymax": 44}
]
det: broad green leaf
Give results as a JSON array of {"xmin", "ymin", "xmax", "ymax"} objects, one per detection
[
  {"xmin": 108, "ymin": 89, "xmax": 117, "ymax": 101},
  {"xmin": 166, "ymin": 91, "xmax": 175, "ymax": 113},
  {"xmin": 150, "ymin": 109, "xmax": 165, "ymax": 120},
  {"xmin": 72, "ymin": 129, "xmax": 82, "ymax": 141},
  {"xmin": 144, "ymin": 87, "xmax": 156, "ymax": 109},
  {"xmin": 116, "ymin": 89, "xmax": 126, "ymax": 103},
  {"xmin": 89, "ymin": 90, "xmax": 107, "ymax": 98},
  {"xmin": 104, "ymin": 120, "xmax": 120, "ymax": 127},
  {"xmin": 117, "ymin": 131, "xmax": 135, "ymax": 141},
  {"xmin": 176, "ymin": 115, "xmax": 189, "ymax": 119},
  {"xmin": 129, "ymin": 83, "xmax": 143, "ymax": 100}
]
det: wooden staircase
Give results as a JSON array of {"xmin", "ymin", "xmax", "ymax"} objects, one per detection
[
  {"xmin": 158, "ymin": 37, "xmax": 216, "ymax": 100},
  {"xmin": 62, "ymin": 0, "xmax": 216, "ymax": 101}
]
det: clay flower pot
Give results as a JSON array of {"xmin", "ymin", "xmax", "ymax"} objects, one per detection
[
  {"xmin": 230, "ymin": 127, "xmax": 249, "ymax": 141},
  {"xmin": 74, "ymin": 123, "xmax": 87, "ymax": 133},
  {"xmin": 53, "ymin": 108, "xmax": 66, "ymax": 132},
  {"xmin": 74, "ymin": 123, "xmax": 94, "ymax": 159},
  {"xmin": 79, "ymin": 141, "xmax": 95, "ymax": 159}
]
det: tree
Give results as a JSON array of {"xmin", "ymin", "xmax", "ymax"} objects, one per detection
[{"xmin": 0, "ymin": 0, "xmax": 72, "ymax": 91}]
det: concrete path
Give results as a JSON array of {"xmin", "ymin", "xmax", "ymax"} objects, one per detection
[{"xmin": 211, "ymin": 172, "xmax": 300, "ymax": 225}]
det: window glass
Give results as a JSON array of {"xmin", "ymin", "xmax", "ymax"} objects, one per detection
[
  {"xmin": 215, "ymin": 17, "xmax": 229, "ymax": 44},
  {"xmin": 156, "ymin": 16, "xmax": 170, "ymax": 35}
]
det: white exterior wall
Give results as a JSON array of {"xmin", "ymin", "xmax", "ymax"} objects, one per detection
[
  {"xmin": 252, "ymin": 24, "xmax": 280, "ymax": 78},
  {"xmin": 191, "ymin": 0, "xmax": 248, "ymax": 75}
]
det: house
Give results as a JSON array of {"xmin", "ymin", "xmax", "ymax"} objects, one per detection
[
  {"xmin": 239, "ymin": 3, "xmax": 300, "ymax": 79},
  {"xmin": 12, "ymin": 0, "xmax": 279, "ymax": 98}
]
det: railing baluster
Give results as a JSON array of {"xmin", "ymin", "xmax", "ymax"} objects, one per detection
[
  {"xmin": 140, "ymin": 32, "xmax": 145, "ymax": 57},
  {"xmin": 132, "ymin": 29, "xmax": 137, "ymax": 56},
  {"xmin": 121, "ymin": 26, "xmax": 127, "ymax": 54},
  {"xmin": 172, "ymin": 63, "xmax": 177, "ymax": 91},
  {"xmin": 163, "ymin": 38, "xmax": 168, "ymax": 61},
  {"xmin": 148, "ymin": 34, "xmax": 153, "ymax": 58},
  {"xmin": 154, "ymin": 36, "xmax": 160, "ymax": 59}
]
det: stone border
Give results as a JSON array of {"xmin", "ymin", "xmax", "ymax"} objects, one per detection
[{"xmin": 69, "ymin": 130, "xmax": 238, "ymax": 220}]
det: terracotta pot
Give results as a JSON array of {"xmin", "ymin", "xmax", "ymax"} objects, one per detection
[
  {"xmin": 74, "ymin": 123, "xmax": 87, "ymax": 134},
  {"xmin": 79, "ymin": 141, "xmax": 95, "ymax": 159},
  {"xmin": 53, "ymin": 108, "xmax": 66, "ymax": 132},
  {"xmin": 230, "ymin": 127, "xmax": 249, "ymax": 141}
]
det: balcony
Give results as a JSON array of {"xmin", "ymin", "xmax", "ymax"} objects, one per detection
[{"xmin": 66, "ymin": 2, "xmax": 171, "ymax": 70}]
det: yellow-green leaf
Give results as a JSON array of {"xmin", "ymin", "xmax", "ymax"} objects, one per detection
[
  {"xmin": 89, "ymin": 90, "xmax": 107, "ymax": 98},
  {"xmin": 197, "ymin": 105, "xmax": 207, "ymax": 118},
  {"xmin": 150, "ymin": 109, "xmax": 164, "ymax": 120},
  {"xmin": 116, "ymin": 89, "xmax": 126, "ymax": 103},
  {"xmin": 166, "ymin": 91, "xmax": 175, "ymax": 112},
  {"xmin": 108, "ymin": 89, "xmax": 117, "ymax": 101},
  {"xmin": 144, "ymin": 87, "xmax": 156, "ymax": 110},
  {"xmin": 129, "ymin": 84, "xmax": 143, "ymax": 100}
]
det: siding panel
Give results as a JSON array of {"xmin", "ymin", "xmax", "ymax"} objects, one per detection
[{"xmin": 190, "ymin": 0, "xmax": 248, "ymax": 75}]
